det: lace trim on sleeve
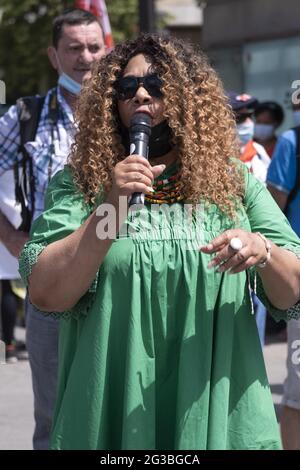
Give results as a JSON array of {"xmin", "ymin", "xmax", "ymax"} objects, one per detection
[
  {"xmin": 19, "ymin": 241, "xmax": 99, "ymax": 320},
  {"xmin": 19, "ymin": 242, "xmax": 48, "ymax": 287}
]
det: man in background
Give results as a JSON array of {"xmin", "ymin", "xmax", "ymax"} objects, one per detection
[
  {"xmin": 267, "ymin": 102, "xmax": 300, "ymax": 450},
  {"xmin": 0, "ymin": 8, "xmax": 105, "ymax": 449}
]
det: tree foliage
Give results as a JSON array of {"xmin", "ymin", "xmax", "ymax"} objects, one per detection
[{"xmin": 0, "ymin": 0, "xmax": 138, "ymax": 103}]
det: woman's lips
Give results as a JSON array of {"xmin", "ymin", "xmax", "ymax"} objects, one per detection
[{"xmin": 134, "ymin": 108, "xmax": 153, "ymax": 119}]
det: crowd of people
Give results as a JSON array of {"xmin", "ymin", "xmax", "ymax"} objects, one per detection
[{"xmin": 0, "ymin": 6, "xmax": 300, "ymax": 451}]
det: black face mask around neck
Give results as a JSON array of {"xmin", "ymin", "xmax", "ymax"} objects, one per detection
[{"xmin": 120, "ymin": 119, "xmax": 174, "ymax": 158}]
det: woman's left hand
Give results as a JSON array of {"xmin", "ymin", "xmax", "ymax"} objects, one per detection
[{"xmin": 200, "ymin": 229, "xmax": 269, "ymax": 274}]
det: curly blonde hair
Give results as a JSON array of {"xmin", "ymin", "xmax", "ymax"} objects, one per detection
[{"xmin": 69, "ymin": 34, "xmax": 243, "ymax": 216}]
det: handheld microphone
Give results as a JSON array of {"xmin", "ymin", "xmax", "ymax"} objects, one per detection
[{"xmin": 128, "ymin": 112, "xmax": 152, "ymax": 208}]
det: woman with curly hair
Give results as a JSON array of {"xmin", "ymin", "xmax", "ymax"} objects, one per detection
[{"xmin": 20, "ymin": 34, "xmax": 300, "ymax": 450}]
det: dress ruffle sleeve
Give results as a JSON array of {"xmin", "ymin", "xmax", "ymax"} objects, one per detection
[
  {"xmin": 19, "ymin": 165, "xmax": 98, "ymax": 319},
  {"xmin": 244, "ymin": 166, "xmax": 300, "ymax": 321}
]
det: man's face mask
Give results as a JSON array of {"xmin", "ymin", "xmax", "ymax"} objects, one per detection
[
  {"xmin": 293, "ymin": 110, "xmax": 300, "ymax": 127},
  {"xmin": 58, "ymin": 73, "xmax": 81, "ymax": 96},
  {"xmin": 53, "ymin": 48, "xmax": 82, "ymax": 96},
  {"xmin": 254, "ymin": 123, "xmax": 275, "ymax": 141},
  {"xmin": 237, "ymin": 118, "xmax": 255, "ymax": 146}
]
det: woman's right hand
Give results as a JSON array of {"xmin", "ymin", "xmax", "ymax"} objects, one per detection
[{"xmin": 111, "ymin": 155, "xmax": 166, "ymax": 198}]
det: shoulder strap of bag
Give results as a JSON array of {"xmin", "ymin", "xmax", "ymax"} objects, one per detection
[{"xmin": 14, "ymin": 95, "xmax": 45, "ymax": 231}]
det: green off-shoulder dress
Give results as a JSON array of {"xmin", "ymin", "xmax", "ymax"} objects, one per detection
[{"xmin": 19, "ymin": 162, "xmax": 300, "ymax": 450}]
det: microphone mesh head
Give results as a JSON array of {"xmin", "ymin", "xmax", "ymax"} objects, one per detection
[{"xmin": 130, "ymin": 113, "xmax": 152, "ymax": 135}]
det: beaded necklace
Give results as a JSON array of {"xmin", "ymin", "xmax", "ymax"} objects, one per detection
[{"xmin": 145, "ymin": 162, "xmax": 185, "ymax": 204}]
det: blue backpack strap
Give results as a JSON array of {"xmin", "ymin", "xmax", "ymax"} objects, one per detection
[{"xmin": 286, "ymin": 126, "xmax": 300, "ymax": 208}]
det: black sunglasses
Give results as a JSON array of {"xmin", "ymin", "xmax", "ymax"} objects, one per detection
[
  {"xmin": 235, "ymin": 112, "xmax": 253, "ymax": 124},
  {"xmin": 115, "ymin": 73, "xmax": 163, "ymax": 100}
]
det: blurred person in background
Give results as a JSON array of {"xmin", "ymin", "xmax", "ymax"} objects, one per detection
[
  {"xmin": 0, "ymin": 7, "xmax": 105, "ymax": 449},
  {"xmin": 228, "ymin": 92, "xmax": 271, "ymax": 183},
  {"xmin": 267, "ymin": 100, "xmax": 300, "ymax": 450},
  {"xmin": 254, "ymin": 101, "xmax": 285, "ymax": 158},
  {"xmin": 228, "ymin": 92, "xmax": 270, "ymax": 347},
  {"xmin": 0, "ymin": 171, "xmax": 24, "ymax": 363}
]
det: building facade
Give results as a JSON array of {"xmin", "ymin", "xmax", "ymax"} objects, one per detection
[
  {"xmin": 202, "ymin": 0, "xmax": 300, "ymax": 129},
  {"xmin": 156, "ymin": 0, "xmax": 203, "ymax": 44}
]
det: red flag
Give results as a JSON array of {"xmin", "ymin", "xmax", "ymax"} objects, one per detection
[
  {"xmin": 74, "ymin": 0, "xmax": 91, "ymax": 9},
  {"xmin": 74, "ymin": 0, "xmax": 114, "ymax": 50}
]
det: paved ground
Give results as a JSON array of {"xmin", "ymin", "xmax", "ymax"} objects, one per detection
[
  {"xmin": 0, "ymin": 327, "xmax": 34, "ymax": 450},
  {"xmin": 264, "ymin": 336, "xmax": 287, "ymax": 422},
  {"xmin": 0, "ymin": 329, "xmax": 287, "ymax": 450}
]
